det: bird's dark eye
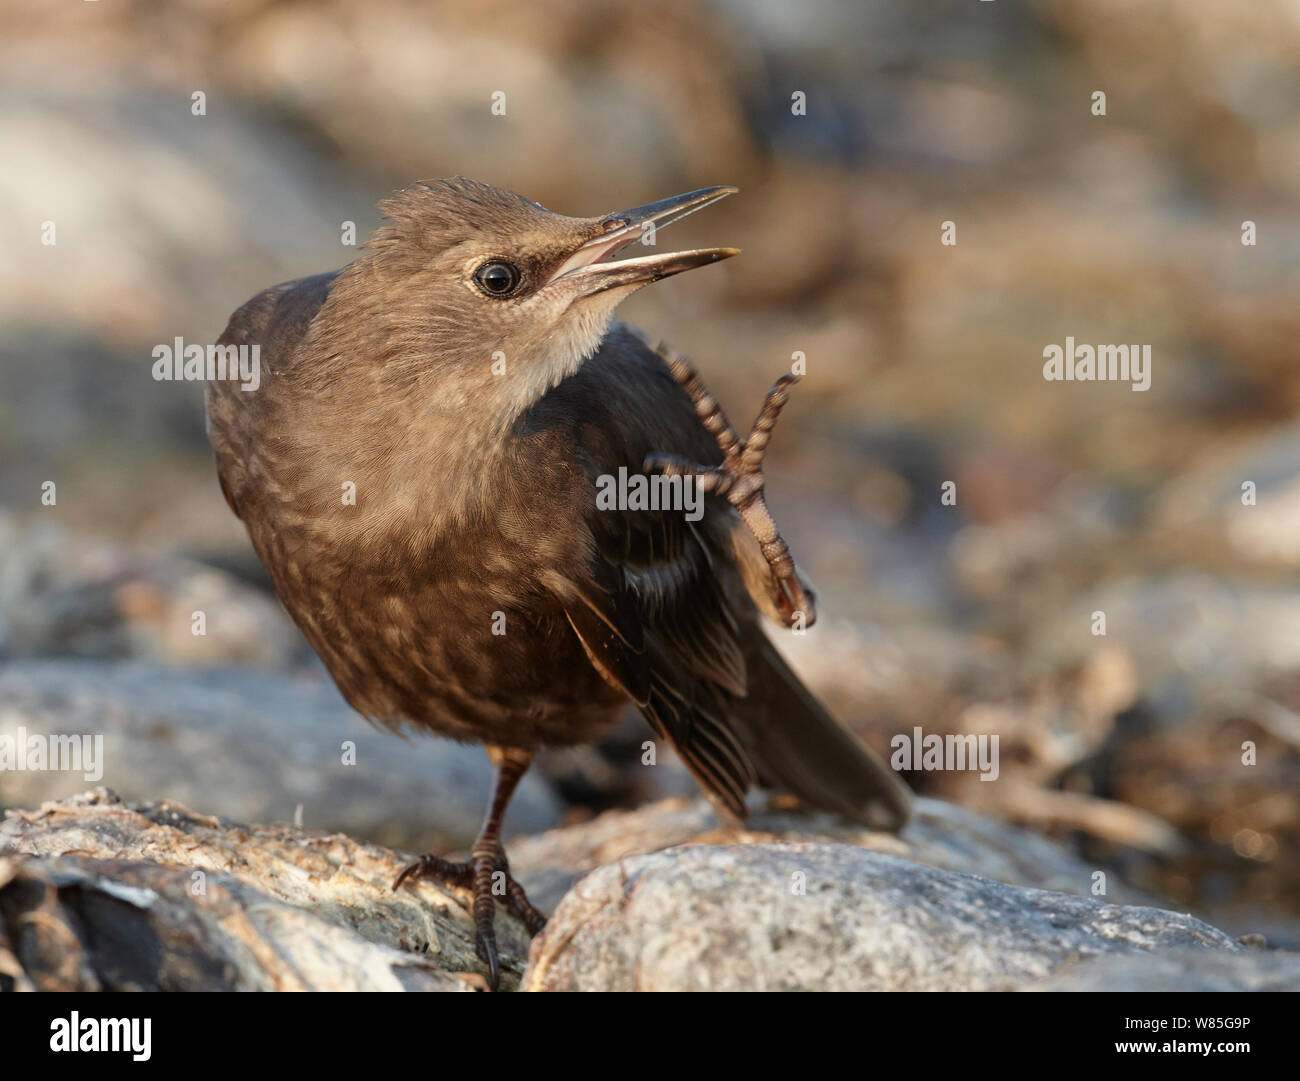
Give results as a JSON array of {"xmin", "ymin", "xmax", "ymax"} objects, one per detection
[{"xmin": 474, "ymin": 260, "xmax": 522, "ymax": 297}]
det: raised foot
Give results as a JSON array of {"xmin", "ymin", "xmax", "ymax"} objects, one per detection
[
  {"xmin": 645, "ymin": 347, "xmax": 815, "ymax": 627},
  {"xmin": 393, "ymin": 849, "xmax": 548, "ymax": 991}
]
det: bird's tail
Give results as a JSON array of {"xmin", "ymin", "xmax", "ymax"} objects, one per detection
[{"xmin": 735, "ymin": 634, "xmax": 912, "ymax": 831}]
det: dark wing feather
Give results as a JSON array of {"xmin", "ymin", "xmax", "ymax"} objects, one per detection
[
  {"xmin": 551, "ymin": 547, "xmax": 756, "ymax": 820},
  {"xmin": 540, "ymin": 323, "xmax": 911, "ymax": 829},
  {"xmin": 548, "ymin": 558, "xmax": 650, "ymax": 707},
  {"xmin": 536, "ymin": 326, "xmax": 760, "ymax": 818},
  {"xmin": 544, "ymin": 493, "xmax": 757, "ymax": 819}
]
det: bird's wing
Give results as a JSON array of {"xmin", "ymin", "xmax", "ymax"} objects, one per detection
[
  {"xmin": 546, "ymin": 516, "xmax": 758, "ymax": 821},
  {"xmin": 206, "ymin": 271, "xmax": 339, "ymax": 519},
  {"xmin": 534, "ymin": 324, "xmax": 761, "ymax": 817},
  {"xmin": 217, "ymin": 270, "xmax": 340, "ymax": 358}
]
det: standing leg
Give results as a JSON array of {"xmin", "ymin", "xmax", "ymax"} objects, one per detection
[{"xmin": 393, "ymin": 744, "xmax": 548, "ymax": 990}]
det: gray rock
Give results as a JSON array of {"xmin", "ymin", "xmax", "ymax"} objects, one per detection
[
  {"xmin": 1034, "ymin": 948, "xmax": 1300, "ymax": 992},
  {"xmin": 522, "ymin": 843, "xmax": 1243, "ymax": 992},
  {"xmin": 0, "ymin": 660, "xmax": 560, "ymax": 851},
  {"xmin": 6, "ymin": 791, "xmax": 1277, "ymax": 993},
  {"xmin": 510, "ymin": 795, "xmax": 1162, "ymax": 915},
  {"xmin": 0, "ymin": 791, "xmax": 516, "ymax": 991},
  {"xmin": 1026, "ymin": 573, "xmax": 1300, "ymax": 716},
  {"xmin": 0, "ymin": 854, "xmax": 478, "ymax": 992},
  {"xmin": 1153, "ymin": 420, "xmax": 1300, "ymax": 570},
  {"xmin": 0, "ymin": 82, "xmax": 376, "ymax": 346},
  {"xmin": 0, "ymin": 511, "xmax": 304, "ymax": 666}
]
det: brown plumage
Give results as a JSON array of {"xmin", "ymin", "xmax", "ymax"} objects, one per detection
[{"xmin": 205, "ymin": 178, "xmax": 911, "ymax": 987}]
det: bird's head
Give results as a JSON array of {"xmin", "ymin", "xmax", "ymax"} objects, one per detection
[{"xmin": 308, "ymin": 177, "xmax": 738, "ymax": 430}]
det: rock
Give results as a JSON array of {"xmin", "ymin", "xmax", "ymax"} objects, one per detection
[
  {"xmin": 0, "ymin": 511, "xmax": 304, "ymax": 666},
  {"xmin": 1033, "ymin": 948, "xmax": 1300, "ymax": 992},
  {"xmin": 5, "ymin": 790, "xmax": 1284, "ymax": 993},
  {"xmin": 0, "ymin": 81, "xmax": 375, "ymax": 346},
  {"xmin": 0, "ymin": 80, "xmax": 377, "ymax": 547},
  {"xmin": 522, "ymin": 843, "xmax": 1253, "ymax": 992},
  {"xmin": 0, "ymin": 660, "xmax": 561, "ymax": 851},
  {"xmin": 509, "ymin": 795, "xmax": 1164, "ymax": 915},
  {"xmin": 1152, "ymin": 420, "xmax": 1300, "ymax": 570},
  {"xmin": 1026, "ymin": 573, "xmax": 1300, "ymax": 709},
  {"xmin": 949, "ymin": 476, "xmax": 1126, "ymax": 620},
  {"xmin": 0, "ymin": 789, "xmax": 519, "ymax": 991},
  {"xmin": 0, "ymin": 855, "xmax": 476, "ymax": 992},
  {"xmin": 771, "ymin": 618, "xmax": 1017, "ymax": 743}
]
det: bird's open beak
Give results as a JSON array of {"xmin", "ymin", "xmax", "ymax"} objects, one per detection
[{"xmin": 545, "ymin": 186, "xmax": 740, "ymax": 294}]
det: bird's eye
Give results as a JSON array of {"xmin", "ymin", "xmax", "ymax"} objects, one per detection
[{"xmin": 474, "ymin": 260, "xmax": 522, "ymax": 297}]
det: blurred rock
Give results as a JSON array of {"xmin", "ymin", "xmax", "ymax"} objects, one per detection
[
  {"xmin": 773, "ymin": 618, "xmax": 1017, "ymax": 745},
  {"xmin": 0, "ymin": 81, "xmax": 375, "ymax": 346},
  {"xmin": 0, "ymin": 0, "xmax": 761, "ymax": 214},
  {"xmin": 948, "ymin": 475, "xmax": 1129, "ymax": 630},
  {"xmin": 1094, "ymin": 704, "xmax": 1300, "ymax": 943},
  {"xmin": 1034, "ymin": 948, "xmax": 1300, "ymax": 992},
  {"xmin": 1026, "ymin": 574, "xmax": 1300, "ymax": 712},
  {"xmin": 0, "ymin": 511, "xmax": 302, "ymax": 666},
  {"xmin": 0, "ymin": 661, "xmax": 561, "ymax": 851},
  {"xmin": 1152, "ymin": 421, "xmax": 1300, "ymax": 570},
  {"xmin": 522, "ymin": 843, "xmax": 1247, "ymax": 992}
]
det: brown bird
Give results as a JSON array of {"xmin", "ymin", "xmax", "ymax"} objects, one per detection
[{"xmin": 206, "ymin": 178, "xmax": 911, "ymax": 987}]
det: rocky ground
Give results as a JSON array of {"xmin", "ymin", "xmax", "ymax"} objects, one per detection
[{"xmin": 4, "ymin": 788, "xmax": 1295, "ymax": 992}]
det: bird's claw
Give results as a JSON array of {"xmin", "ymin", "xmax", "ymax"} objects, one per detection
[
  {"xmin": 645, "ymin": 346, "xmax": 815, "ymax": 629},
  {"xmin": 393, "ymin": 849, "xmax": 548, "ymax": 991}
]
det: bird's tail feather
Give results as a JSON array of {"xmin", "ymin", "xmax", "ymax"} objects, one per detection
[{"xmin": 736, "ymin": 634, "xmax": 912, "ymax": 831}]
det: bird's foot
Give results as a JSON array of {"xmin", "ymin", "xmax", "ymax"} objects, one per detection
[
  {"xmin": 393, "ymin": 846, "xmax": 547, "ymax": 991},
  {"xmin": 645, "ymin": 347, "xmax": 815, "ymax": 628}
]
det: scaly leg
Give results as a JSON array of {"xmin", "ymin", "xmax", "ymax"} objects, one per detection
[
  {"xmin": 645, "ymin": 346, "xmax": 816, "ymax": 627},
  {"xmin": 393, "ymin": 745, "xmax": 547, "ymax": 990}
]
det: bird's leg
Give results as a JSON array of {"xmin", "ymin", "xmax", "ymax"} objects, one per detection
[
  {"xmin": 644, "ymin": 347, "xmax": 816, "ymax": 628},
  {"xmin": 392, "ymin": 745, "xmax": 547, "ymax": 990}
]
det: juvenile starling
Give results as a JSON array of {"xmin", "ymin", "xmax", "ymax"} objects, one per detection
[{"xmin": 206, "ymin": 178, "xmax": 911, "ymax": 987}]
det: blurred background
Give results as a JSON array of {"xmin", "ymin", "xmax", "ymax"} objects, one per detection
[{"xmin": 2, "ymin": 0, "xmax": 1300, "ymax": 945}]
